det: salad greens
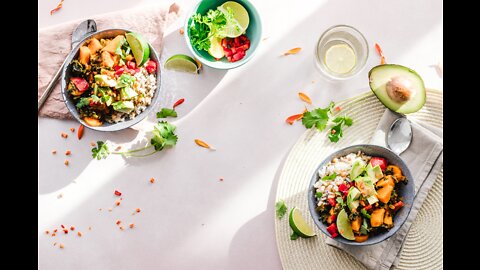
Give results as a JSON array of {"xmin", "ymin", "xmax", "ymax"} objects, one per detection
[
  {"xmin": 301, "ymin": 102, "xmax": 353, "ymax": 143},
  {"xmin": 91, "ymin": 121, "xmax": 178, "ymax": 160},
  {"xmin": 189, "ymin": 8, "xmax": 234, "ymax": 52}
]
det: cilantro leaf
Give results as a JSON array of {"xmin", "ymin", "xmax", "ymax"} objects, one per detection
[
  {"xmin": 328, "ymin": 124, "xmax": 343, "ymax": 142},
  {"xmin": 322, "ymin": 172, "xmax": 337, "ymax": 181},
  {"xmin": 290, "ymin": 231, "xmax": 300, "ymax": 240},
  {"xmin": 156, "ymin": 108, "xmax": 178, "ymax": 118},
  {"xmin": 315, "ymin": 192, "xmax": 323, "ymax": 198},
  {"xmin": 302, "ymin": 107, "xmax": 329, "ymax": 131},
  {"xmin": 76, "ymin": 97, "xmax": 90, "ymax": 109},
  {"xmin": 91, "ymin": 141, "xmax": 110, "ymax": 160},
  {"xmin": 150, "ymin": 121, "xmax": 178, "ymax": 151},
  {"xmin": 275, "ymin": 201, "xmax": 288, "ymax": 219}
]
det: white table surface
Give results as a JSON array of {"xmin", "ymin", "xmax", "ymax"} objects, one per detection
[{"xmin": 38, "ymin": 0, "xmax": 443, "ymax": 269}]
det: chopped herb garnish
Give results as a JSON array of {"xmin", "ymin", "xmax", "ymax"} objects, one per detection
[
  {"xmin": 275, "ymin": 201, "xmax": 288, "ymax": 219},
  {"xmin": 322, "ymin": 172, "xmax": 337, "ymax": 180}
]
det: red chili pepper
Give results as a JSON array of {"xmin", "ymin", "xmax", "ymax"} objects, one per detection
[
  {"xmin": 173, "ymin": 98, "xmax": 185, "ymax": 109},
  {"xmin": 77, "ymin": 124, "xmax": 84, "ymax": 140},
  {"xmin": 328, "ymin": 198, "xmax": 336, "ymax": 207},
  {"xmin": 326, "ymin": 223, "xmax": 339, "ymax": 238},
  {"xmin": 363, "ymin": 204, "xmax": 372, "ymax": 211},
  {"xmin": 114, "ymin": 190, "xmax": 122, "ymax": 196},
  {"xmin": 375, "ymin": 43, "xmax": 386, "ymax": 64},
  {"xmin": 393, "ymin": 201, "xmax": 404, "ymax": 212},
  {"xmin": 60, "ymin": 225, "xmax": 65, "ymax": 229}
]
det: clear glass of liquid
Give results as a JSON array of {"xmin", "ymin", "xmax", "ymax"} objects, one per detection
[{"xmin": 314, "ymin": 25, "xmax": 369, "ymax": 80}]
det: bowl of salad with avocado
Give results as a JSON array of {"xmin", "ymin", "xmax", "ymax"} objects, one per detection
[
  {"xmin": 61, "ymin": 29, "xmax": 161, "ymax": 131},
  {"xmin": 308, "ymin": 144, "xmax": 414, "ymax": 245},
  {"xmin": 184, "ymin": 0, "xmax": 262, "ymax": 69}
]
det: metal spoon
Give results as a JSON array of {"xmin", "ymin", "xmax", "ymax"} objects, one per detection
[
  {"xmin": 38, "ymin": 19, "xmax": 97, "ymax": 111},
  {"xmin": 386, "ymin": 117, "xmax": 412, "ymax": 155}
]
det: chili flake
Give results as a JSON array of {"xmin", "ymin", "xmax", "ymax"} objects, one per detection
[
  {"xmin": 90, "ymin": 141, "xmax": 96, "ymax": 147},
  {"xmin": 50, "ymin": 0, "xmax": 64, "ymax": 15},
  {"xmin": 52, "ymin": 233, "xmax": 56, "ymax": 237},
  {"xmin": 63, "ymin": 229, "xmax": 68, "ymax": 234},
  {"xmin": 150, "ymin": 178, "xmax": 155, "ymax": 183},
  {"xmin": 77, "ymin": 232, "xmax": 82, "ymax": 237},
  {"xmin": 129, "ymin": 223, "xmax": 135, "ymax": 229},
  {"xmin": 173, "ymin": 98, "xmax": 185, "ymax": 109},
  {"xmin": 60, "ymin": 225, "xmax": 65, "ymax": 229},
  {"xmin": 53, "ymin": 229, "xmax": 58, "ymax": 233},
  {"xmin": 88, "ymin": 227, "xmax": 92, "ymax": 231},
  {"xmin": 70, "ymin": 127, "xmax": 75, "ymax": 132},
  {"xmin": 119, "ymin": 226, "xmax": 125, "ymax": 231},
  {"xmin": 51, "ymin": 150, "xmax": 57, "ymax": 154},
  {"xmin": 115, "ymin": 201, "xmax": 121, "ymax": 206},
  {"xmin": 65, "ymin": 150, "xmax": 71, "ymax": 155},
  {"xmin": 135, "ymin": 208, "xmax": 141, "ymax": 213},
  {"xmin": 179, "ymin": 28, "xmax": 184, "ymax": 35},
  {"xmin": 59, "ymin": 243, "xmax": 64, "ymax": 249},
  {"xmin": 114, "ymin": 190, "xmax": 122, "ymax": 196},
  {"xmin": 70, "ymin": 226, "xmax": 75, "ymax": 231},
  {"xmin": 61, "ymin": 132, "xmax": 68, "ymax": 138},
  {"xmin": 116, "ymin": 220, "xmax": 121, "ymax": 225},
  {"xmin": 53, "ymin": 242, "xmax": 57, "ymax": 246},
  {"xmin": 45, "ymin": 230, "xmax": 50, "ymax": 235},
  {"xmin": 64, "ymin": 160, "xmax": 69, "ymax": 166}
]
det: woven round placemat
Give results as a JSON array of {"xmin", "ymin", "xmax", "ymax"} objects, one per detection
[{"xmin": 274, "ymin": 89, "xmax": 443, "ymax": 270}]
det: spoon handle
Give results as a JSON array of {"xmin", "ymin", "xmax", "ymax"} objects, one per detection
[{"xmin": 37, "ymin": 56, "xmax": 70, "ymax": 111}]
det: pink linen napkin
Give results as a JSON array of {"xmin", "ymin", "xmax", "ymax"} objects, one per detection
[{"xmin": 38, "ymin": 3, "xmax": 181, "ymax": 119}]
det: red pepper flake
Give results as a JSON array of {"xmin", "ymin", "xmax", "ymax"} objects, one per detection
[
  {"xmin": 283, "ymin": 47, "xmax": 302, "ymax": 56},
  {"xmin": 335, "ymin": 106, "xmax": 342, "ymax": 112},
  {"xmin": 194, "ymin": 139, "xmax": 215, "ymax": 150},
  {"xmin": 88, "ymin": 227, "xmax": 92, "ymax": 231},
  {"xmin": 298, "ymin": 92, "xmax": 313, "ymax": 104},
  {"xmin": 173, "ymin": 98, "xmax": 185, "ymax": 109},
  {"xmin": 108, "ymin": 208, "xmax": 112, "ymax": 212},
  {"xmin": 45, "ymin": 230, "xmax": 50, "ymax": 235},
  {"xmin": 114, "ymin": 190, "xmax": 122, "ymax": 196},
  {"xmin": 65, "ymin": 150, "xmax": 71, "ymax": 156},
  {"xmin": 77, "ymin": 232, "xmax": 82, "ymax": 237},
  {"xmin": 77, "ymin": 124, "xmax": 85, "ymax": 140},
  {"xmin": 149, "ymin": 178, "xmax": 155, "ymax": 183},
  {"xmin": 70, "ymin": 226, "xmax": 75, "ymax": 231},
  {"xmin": 219, "ymin": 178, "xmax": 224, "ymax": 182},
  {"xmin": 50, "ymin": 0, "xmax": 64, "ymax": 15},
  {"xmin": 135, "ymin": 208, "xmax": 141, "ymax": 213},
  {"xmin": 375, "ymin": 43, "xmax": 386, "ymax": 64},
  {"xmin": 51, "ymin": 150, "xmax": 57, "ymax": 154},
  {"xmin": 331, "ymin": 129, "xmax": 336, "ymax": 134},
  {"xmin": 59, "ymin": 243, "xmax": 64, "ymax": 249},
  {"xmin": 53, "ymin": 242, "xmax": 57, "ymax": 246},
  {"xmin": 51, "ymin": 233, "xmax": 56, "ymax": 237},
  {"xmin": 119, "ymin": 226, "xmax": 125, "ymax": 231},
  {"xmin": 90, "ymin": 141, "xmax": 96, "ymax": 147},
  {"xmin": 129, "ymin": 223, "xmax": 135, "ymax": 229},
  {"xmin": 63, "ymin": 229, "xmax": 68, "ymax": 234},
  {"xmin": 116, "ymin": 220, "xmax": 121, "ymax": 225},
  {"xmin": 53, "ymin": 229, "xmax": 58, "ymax": 233},
  {"xmin": 286, "ymin": 113, "xmax": 304, "ymax": 125},
  {"xmin": 115, "ymin": 201, "xmax": 121, "ymax": 206},
  {"xmin": 61, "ymin": 132, "xmax": 68, "ymax": 138},
  {"xmin": 70, "ymin": 127, "xmax": 75, "ymax": 133},
  {"xmin": 64, "ymin": 160, "xmax": 69, "ymax": 166},
  {"xmin": 179, "ymin": 28, "xmax": 184, "ymax": 35},
  {"xmin": 60, "ymin": 225, "xmax": 65, "ymax": 229}
]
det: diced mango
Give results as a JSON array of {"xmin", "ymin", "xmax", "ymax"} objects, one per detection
[
  {"xmin": 88, "ymin": 38, "xmax": 103, "ymax": 53},
  {"xmin": 103, "ymin": 35, "xmax": 125, "ymax": 54},
  {"xmin": 387, "ymin": 165, "xmax": 405, "ymax": 181},
  {"xmin": 351, "ymin": 216, "xmax": 362, "ymax": 232},
  {"xmin": 101, "ymin": 51, "xmax": 115, "ymax": 68},
  {"xmin": 79, "ymin": 46, "xmax": 91, "ymax": 65},
  {"xmin": 384, "ymin": 209, "xmax": 393, "ymax": 227},
  {"xmin": 370, "ymin": 208, "xmax": 385, "ymax": 227},
  {"xmin": 377, "ymin": 185, "xmax": 394, "ymax": 204}
]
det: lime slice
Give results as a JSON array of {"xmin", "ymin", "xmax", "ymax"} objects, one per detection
[
  {"xmin": 217, "ymin": 1, "xmax": 250, "ymax": 38},
  {"xmin": 324, "ymin": 43, "xmax": 356, "ymax": 74},
  {"xmin": 208, "ymin": 36, "xmax": 225, "ymax": 59},
  {"xmin": 164, "ymin": 54, "xmax": 199, "ymax": 74},
  {"xmin": 126, "ymin": 32, "xmax": 150, "ymax": 67},
  {"xmin": 336, "ymin": 209, "xmax": 355, "ymax": 240},
  {"xmin": 289, "ymin": 207, "xmax": 316, "ymax": 238}
]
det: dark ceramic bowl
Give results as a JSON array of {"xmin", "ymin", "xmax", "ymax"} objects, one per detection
[
  {"xmin": 61, "ymin": 29, "xmax": 161, "ymax": 131},
  {"xmin": 308, "ymin": 144, "xmax": 414, "ymax": 246},
  {"xmin": 184, "ymin": 0, "xmax": 262, "ymax": 69}
]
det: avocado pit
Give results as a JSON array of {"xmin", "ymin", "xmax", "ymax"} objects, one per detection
[{"xmin": 386, "ymin": 76, "xmax": 415, "ymax": 103}]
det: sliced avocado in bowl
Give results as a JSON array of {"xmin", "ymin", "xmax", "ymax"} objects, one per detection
[{"xmin": 368, "ymin": 64, "xmax": 426, "ymax": 114}]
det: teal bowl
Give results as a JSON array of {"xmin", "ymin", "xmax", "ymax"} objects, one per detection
[{"xmin": 184, "ymin": 0, "xmax": 262, "ymax": 69}]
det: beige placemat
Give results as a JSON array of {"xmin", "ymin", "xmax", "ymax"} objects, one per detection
[{"xmin": 274, "ymin": 89, "xmax": 443, "ymax": 270}]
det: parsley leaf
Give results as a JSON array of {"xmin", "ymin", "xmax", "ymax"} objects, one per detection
[
  {"xmin": 92, "ymin": 141, "xmax": 110, "ymax": 160},
  {"xmin": 156, "ymin": 108, "xmax": 178, "ymax": 118},
  {"xmin": 301, "ymin": 102, "xmax": 353, "ymax": 143},
  {"xmin": 322, "ymin": 172, "xmax": 337, "ymax": 181},
  {"xmin": 290, "ymin": 231, "xmax": 299, "ymax": 240},
  {"xmin": 275, "ymin": 201, "xmax": 288, "ymax": 219}
]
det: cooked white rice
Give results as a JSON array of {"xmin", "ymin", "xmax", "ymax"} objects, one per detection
[
  {"xmin": 313, "ymin": 151, "xmax": 371, "ymax": 207},
  {"xmin": 107, "ymin": 67, "xmax": 156, "ymax": 123}
]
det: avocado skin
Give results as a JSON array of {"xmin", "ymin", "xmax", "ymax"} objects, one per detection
[{"xmin": 368, "ymin": 64, "xmax": 426, "ymax": 114}]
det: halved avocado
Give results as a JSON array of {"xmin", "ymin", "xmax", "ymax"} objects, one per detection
[{"xmin": 369, "ymin": 64, "xmax": 426, "ymax": 114}]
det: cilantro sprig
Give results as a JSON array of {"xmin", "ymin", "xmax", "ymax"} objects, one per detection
[
  {"xmin": 91, "ymin": 121, "xmax": 178, "ymax": 160},
  {"xmin": 275, "ymin": 200, "xmax": 288, "ymax": 219},
  {"xmin": 188, "ymin": 8, "xmax": 235, "ymax": 52},
  {"xmin": 156, "ymin": 108, "xmax": 178, "ymax": 118},
  {"xmin": 301, "ymin": 102, "xmax": 353, "ymax": 143}
]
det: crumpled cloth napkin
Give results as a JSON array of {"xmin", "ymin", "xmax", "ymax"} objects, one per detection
[
  {"xmin": 326, "ymin": 109, "xmax": 443, "ymax": 270},
  {"xmin": 38, "ymin": 3, "xmax": 181, "ymax": 119}
]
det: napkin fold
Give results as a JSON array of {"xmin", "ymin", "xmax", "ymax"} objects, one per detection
[
  {"xmin": 38, "ymin": 3, "xmax": 181, "ymax": 119},
  {"xmin": 325, "ymin": 109, "xmax": 443, "ymax": 270}
]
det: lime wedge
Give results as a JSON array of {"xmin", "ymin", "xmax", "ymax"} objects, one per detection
[
  {"xmin": 126, "ymin": 32, "xmax": 150, "ymax": 67},
  {"xmin": 217, "ymin": 1, "xmax": 249, "ymax": 38},
  {"xmin": 324, "ymin": 43, "xmax": 356, "ymax": 74},
  {"xmin": 208, "ymin": 36, "xmax": 225, "ymax": 59},
  {"xmin": 336, "ymin": 209, "xmax": 355, "ymax": 240},
  {"xmin": 289, "ymin": 207, "xmax": 316, "ymax": 238},
  {"xmin": 164, "ymin": 54, "xmax": 199, "ymax": 74}
]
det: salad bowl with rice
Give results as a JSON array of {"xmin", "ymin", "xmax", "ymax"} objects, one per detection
[{"xmin": 61, "ymin": 29, "xmax": 161, "ymax": 131}]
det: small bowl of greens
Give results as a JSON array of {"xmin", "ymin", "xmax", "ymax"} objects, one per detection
[
  {"xmin": 61, "ymin": 29, "xmax": 161, "ymax": 131},
  {"xmin": 184, "ymin": 0, "xmax": 262, "ymax": 69}
]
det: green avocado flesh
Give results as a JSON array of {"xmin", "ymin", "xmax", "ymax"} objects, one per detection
[{"xmin": 369, "ymin": 64, "xmax": 426, "ymax": 114}]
